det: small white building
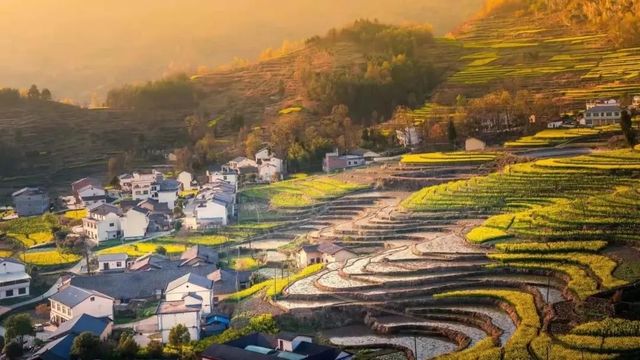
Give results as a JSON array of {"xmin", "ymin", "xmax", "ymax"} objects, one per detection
[
  {"xmin": 165, "ymin": 273, "xmax": 214, "ymax": 314},
  {"xmin": 71, "ymin": 178, "xmax": 106, "ymax": 208},
  {"xmin": 131, "ymin": 171, "xmax": 163, "ymax": 201},
  {"xmin": 322, "ymin": 150, "xmax": 365, "ymax": 173},
  {"xmin": 317, "ymin": 243, "xmax": 357, "ymax": 264},
  {"xmin": 255, "ymin": 148, "xmax": 285, "ymax": 182},
  {"xmin": 177, "ymin": 171, "xmax": 194, "ymax": 191},
  {"xmin": 11, "ymin": 187, "xmax": 49, "ymax": 217},
  {"xmin": 296, "ymin": 245, "xmax": 323, "ymax": 268},
  {"xmin": 0, "ymin": 258, "xmax": 30, "ymax": 300},
  {"xmin": 121, "ymin": 207, "xmax": 150, "ymax": 239},
  {"xmin": 206, "ymin": 170, "xmax": 238, "ymax": 189},
  {"xmin": 82, "ymin": 203, "xmax": 122, "ymax": 243},
  {"xmin": 96, "ymin": 253, "xmax": 128, "ymax": 272},
  {"xmin": 584, "ymin": 99, "xmax": 622, "ymax": 127},
  {"xmin": 49, "ymin": 285, "xmax": 114, "ymax": 325},
  {"xmin": 156, "ymin": 295, "xmax": 202, "ymax": 343},
  {"xmin": 465, "ymin": 137, "xmax": 487, "ymax": 151},
  {"xmin": 150, "ymin": 179, "xmax": 180, "ymax": 210}
]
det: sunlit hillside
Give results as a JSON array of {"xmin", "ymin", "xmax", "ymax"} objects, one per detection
[{"xmin": 0, "ymin": 0, "xmax": 483, "ymax": 103}]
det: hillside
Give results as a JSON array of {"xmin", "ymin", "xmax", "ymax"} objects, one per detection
[
  {"xmin": 433, "ymin": 4, "xmax": 640, "ymax": 105},
  {"xmin": 0, "ymin": 100, "xmax": 190, "ymax": 198}
]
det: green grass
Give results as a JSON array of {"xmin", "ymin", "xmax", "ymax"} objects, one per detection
[
  {"xmin": 465, "ymin": 226, "xmax": 510, "ymax": 243},
  {"xmin": 230, "ymin": 257, "xmax": 260, "ymax": 271},
  {"xmin": 97, "ymin": 241, "xmax": 187, "ymax": 256},
  {"xmin": 226, "ymin": 263, "xmax": 324, "ymax": 301},
  {"xmin": 63, "ymin": 209, "xmax": 87, "ymax": 220},
  {"xmin": 505, "ymin": 127, "xmax": 617, "ymax": 148},
  {"xmin": 20, "ymin": 249, "xmax": 82, "ymax": 266},
  {"xmin": 0, "ymin": 213, "xmax": 58, "ymax": 247}
]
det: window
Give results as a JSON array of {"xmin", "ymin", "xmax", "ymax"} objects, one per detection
[
  {"xmin": 18, "ymin": 288, "xmax": 26, "ymax": 295},
  {"xmin": 90, "ymin": 296, "xmax": 95, "ymax": 302},
  {"xmin": 116, "ymin": 262, "xmax": 122, "ymax": 267},
  {"xmin": 606, "ymin": 112, "xmax": 612, "ymax": 116},
  {"xmin": 614, "ymin": 112, "xmax": 620, "ymax": 116},
  {"xmin": 109, "ymin": 223, "xmax": 114, "ymax": 227},
  {"xmin": 5, "ymin": 289, "xmax": 13, "ymax": 297}
]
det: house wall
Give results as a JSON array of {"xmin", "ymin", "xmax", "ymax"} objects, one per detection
[
  {"xmin": 122, "ymin": 210, "xmax": 149, "ymax": 239},
  {"xmin": 166, "ymin": 284, "xmax": 213, "ymax": 314},
  {"xmin": 78, "ymin": 187, "xmax": 106, "ymax": 207},
  {"xmin": 72, "ymin": 296, "xmax": 114, "ymax": 320},
  {"xmin": 98, "ymin": 260, "xmax": 126, "ymax": 272},
  {"xmin": 83, "ymin": 213, "xmax": 121, "ymax": 242},
  {"xmin": 158, "ymin": 311, "xmax": 200, "ymax": 343},
  {"xmin": 13, "ymin": 194, "xmax": 49, "ymax": 217},
  {"xmin": 178, "ymin": 172, "xmax": 193, "ymax": 191},
  {"xmin": 0, "ymin": 262, "xmax": 30, "ymax": 299},
  {"xmin": 258, "ymin": 165, "xmax": 280, "ymax": 182},
  {"xmin": 208, "ymin": 173, "xmax": 238, "ymax": 187},
  {"xmin": 155, "ymin": 190, "xmax": 178, "ymax": 210},
  {"xmin": 297, "ymin": 251, "xmax": 321, "ymax": 267},
  {"xmin": 195, "ymin": 202, "xmax": 228, "ymax": 226}
]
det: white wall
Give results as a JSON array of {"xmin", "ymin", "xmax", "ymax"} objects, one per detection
[
  {"xmin": 178, "ymin": 172, "xmax": 193, "ymax": 191},
  {"xmin": 121, "ymin": 210, "xmax": 149, "ymax": 239},
  {"xmin": 166, "ymin": 284, "xmax": 213, "ymax": 314},
  {"xmin": 72, "ymin": 296, "xmax": 114, "ymax": 320},
  {"xmin": 195, "ymin": 201, "xmax": 227, "ymax": 226},
  {"xmin": 98, "ymin": 260, "xmax": 126, "ymax": 272},
  {"xmin": 158, "ymin": 311, "xmax": 200, "ymax": 343}
]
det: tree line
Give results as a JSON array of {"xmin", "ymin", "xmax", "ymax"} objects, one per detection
[{"xmin": 105, "ymin": 74, "xmax": 197, "ymax": 110}]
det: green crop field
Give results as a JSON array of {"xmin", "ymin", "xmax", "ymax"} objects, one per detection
[
  {"xmin": 0, "ymin": 214, "xmax": 58, "ymax": 247},
  {"xmin": 401, "ymin": 151, "xmax": 500, "ymax": 165},
  {"xmin": 504, "ymin": 127, "xmax": 619, "ymax": 148},
  {"xmin": 241, "ymin": 176, "xmax": 366, "ymax": 208}
]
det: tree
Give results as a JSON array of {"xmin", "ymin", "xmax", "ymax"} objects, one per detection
[
  {"xmin": 447, "ymin": 119, "xmax": 458, "ymax": 150},
  {"xmin": 244, "ymin": 129, "xmax": 263, "ymax": 158},
  {"xmin": 155, "ymin": 246, "xmax": 167, "ymax": 255},
  {"xmin": 107, "ymin": 156, "xmax": 125, "ymax": 180},
  {"xmin": 27, "ymin": 84, "xmax": 40, "ymax": 100},
  {"xmin": 35, "ymin": 304, "xmax": 50, "ymax": 317},
  {"xmin": 620, "ymin": 110, "xmax": 637, "ymax": 147},
  {"xmin": 3, "ymin": 341, "xmax": 22, "ymax": 360},
  {"xmin": 174, "ymin": 147, "xmax": 193, "ymax": 172},
  {"xmin": 146, "ymin": 340, "xmax": 164, "ymax": 358},
  {"xmin": 70, "ymin": 332, "xmax": 101, "ymax": 360},
  {"xmin": 169, "ymin": 324, "xmax": 190, "ymax": 347},
  {"xmin": 41, "ymin": 88, "xmax": 52, "ymax": 101},
  {"xmin": 116, "ymin": 332, "xmax": 139, "ymax": 359},
  {"xmin": 3, "ymin": 313, "xmax": 34, "ymax": 345}
]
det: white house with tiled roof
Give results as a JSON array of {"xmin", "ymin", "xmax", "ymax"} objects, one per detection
[
  {"xmin": 165, "ymin": 273, "xmax": 214, "ymax": 314},
  {"xmin": 0, "ymin": 258, "xmax": 30, "ymax": 300},
  {"xmin": 49, "ymin": 285, "xmax": 114, "ymax": 325},
  {"xmin": 82, "ymin": 203, "xmax": 122, "ymax": 243}
]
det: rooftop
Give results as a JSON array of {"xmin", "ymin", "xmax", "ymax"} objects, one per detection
[
  {"xmin": 97, "ymin": 253, "xmax": 128, "ymax": 262},
  {"xmin": 49, "ymin": 285, "xmax": 113, "ymax": 308},
  {"xmin": 166, "ymin": 272, "xmax": 213, "ymax": 293},
  {"xmin": 12, "ymin": 187, "xmax": 47, "ymax": 198},
  {"xmin": 48, "ymin": 314, "xmax": 111, "ymax": 340}
]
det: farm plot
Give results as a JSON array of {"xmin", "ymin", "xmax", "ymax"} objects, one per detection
[
  {"xmin": 402, "ymin": 150, "xmax": 640, "ymax": 213},
  {"xmin": 504, "ymin": 127, "xmax": 616, "ymax": 148},
  {"xmin": 400, "ymin": 152, "xmax": 499, "ymax": 165},
  {"xmin": 0, "ymin": 214, "xmax": 58, "ymax": 247},
  {"xmin": 241, "ymin": 176, "xmax": 366, "ymax": 209},
  {"xmin": 97, "ymin": 241, "xmax": 187, "ymax": 256}
]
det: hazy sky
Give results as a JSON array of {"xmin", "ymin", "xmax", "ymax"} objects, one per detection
[{"xmin": 0, "ymin": 0, "xmax": 483, "ymax": 103}]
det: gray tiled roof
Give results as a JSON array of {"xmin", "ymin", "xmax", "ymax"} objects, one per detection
[
  {"xmin": 166, "ymin": 273, "xmax": 213, "ymax": 293},
  {"xmin": 48, "ymin": 314, "xmax": 111, "ymax": 340},
  {"xmin": 97, "ymin": 253, "xmax": 128, "ymax": 262},
  {"xmin": 49, "ymin": 285, "xmax": 113, "ymax": 307},
  {"xmin": 69, "ymin": 261, "xmax": 216, "ymax": 300}
]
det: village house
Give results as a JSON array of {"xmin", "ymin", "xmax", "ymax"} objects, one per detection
[
  {"xmin": 296, "ymin": 245, "xmax": 323, "ymax": 267},
  {"xmin": 156, "ymin": 294, "xmax": 203, "ymax": 343},
  {"xmin": 180, "ymin": 245, "xmax": 219, "ymax": 267},
  {"xmin": 322, "ymin": 150, "xmax": 365, "ymax": 173},
  {"xmin": 584, "ymin": 99, "xmax": 622, "ymax": 127},
  {"xmin": 49, "ymin": 285, "xmax": 114, "ymax": 325},
  {"xmin": 465, "ymin": 137, "xmax": 487, "ymax": 151},
  {"xmin": 207, "ymin": 269, "xmax": 252, "ymax": 302},
  {"xmin": 255, "ymin": 147, "xmax": 286, "ymax": 182},
  {"xmin": 396, "ymin": 126, "xmax": 422, "ymax": 147},
  {"xmin": 0, "ymin": 258, "xmax": 30, "ymax": 300},
  {"xmin": 317, "ymin": 243, "xmax": 357, "ymax": 264},
  {"xmin": 82, "ymin": 203, "xmax": 122, "ymax": 243},
  {"xmin": 128, "ymin": 253, "xmax": 166, "ymax": 271},
  {"xmin": 177, "ymin": 171, "xmax": 195, "ymax": 191},
  {"xmin": 71, "ymin": 178, "xmax": 106, "ymax": 208},
  {"xmin": 165, "ymin": 272, "xmax": 214, "ymax": 314},
  {"xmin": 201, "ymin": 332, "xmax": 353, "ymax": 360},
  {"xmin": 632, "ymin": 95, "xmax": 640, "ymax": 109},
  {"xmin": 31, "ymin": 314, "xmax": 113, "ymax": 360},
  {"xmin": 150, "ymin": 179, "xmax": 180, "ymax": 209},
  {"xmin": 206, "ymin": 169, "xmax": 238, "ymax": 189},
  {"xmin": 350, "ymin": 148, "xmax": 381, "ymax": 162},
  {"xmin": 120, "ymin": 206, "xmax": 150, "ymax": 239},
  {"xmin": 11, "ymin": 187, "xmax": 49, "ymax": 217},
  {"xmin": 130, "ymin": 170, "xmax": 163, "ymax": 200},
  {"xmin": 96, "ymin": 253, "xmax": 129, "ymax": 272},
  {"xmin": 68, "ymin": 246, "xmax": 218, "ymax": 303}
]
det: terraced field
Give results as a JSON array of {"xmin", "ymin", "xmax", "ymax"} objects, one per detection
[
  {"xmin": 270, "ymin": 149, "xmax": 640, "ymax": 359},
  {"xmin": 504, "ymin": 127, "xmax": 620, "ymax": 148},
  {"xmin": 437, "ymin": 14, "xmax": 640, "ymax": 103}
]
